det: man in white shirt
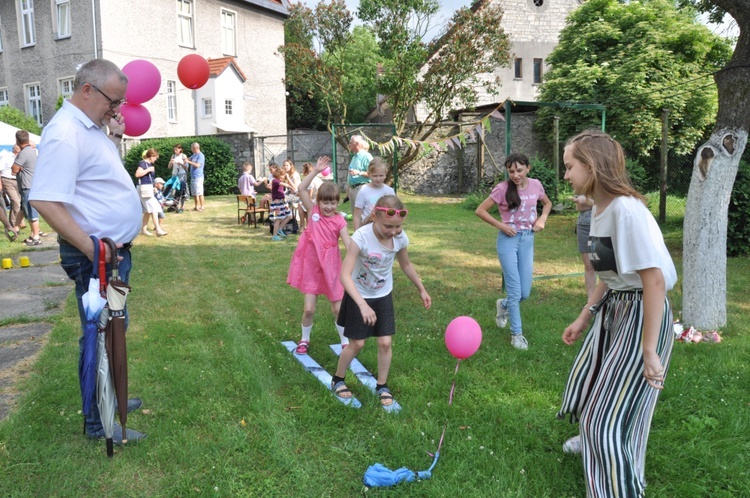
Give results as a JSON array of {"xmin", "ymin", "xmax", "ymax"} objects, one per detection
[{"xmin": 30, "ymin": 59, "xmax": 146, "ymax": 444}]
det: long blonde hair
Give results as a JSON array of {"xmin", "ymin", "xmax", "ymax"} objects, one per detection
[{"xmin": 565, "ymin": 129, "xmax": 645, "ymax": 202}]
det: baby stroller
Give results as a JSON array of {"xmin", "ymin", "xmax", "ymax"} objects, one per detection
[{"xmin": 163, "ymin": 176, "xmax": 189, "ymax": 213}]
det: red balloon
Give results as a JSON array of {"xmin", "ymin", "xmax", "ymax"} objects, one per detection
[
  {"xmin": 445, "ymin": 316, "xmax": 482, "ymax": 360},
  {"xmin": 122, "ymin": 59, "xmax": 161, "ymax": 104},
  {"xmin": 177, "ymin": 54, "xmax": 210, "ymax": 90},
  {"xmin": 120, "ymin": 103, "xmax": 152, "ymax": 137}
]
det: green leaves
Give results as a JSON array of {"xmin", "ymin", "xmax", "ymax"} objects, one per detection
[{"xmin": 538, "ymin": 0, "xmax": 731, "ymax": 161}]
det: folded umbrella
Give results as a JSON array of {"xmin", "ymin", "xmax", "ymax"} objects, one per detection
[
  {"xmin": 79, "ymin": 236, "xmax": 107, "ymax": 430},
  {"xmin": 96, "ymin": 315, "xmax": 116, "ymax": 458},
  {"xmin": 102, "ymin": 238, "xmax": 131, "ymax": 445}
]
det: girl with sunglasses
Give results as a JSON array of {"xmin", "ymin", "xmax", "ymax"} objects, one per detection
[
  {"xmin": 475, "ymin": 153, "xmax": 552, "ymax": 350},
  {"xmin": 331, "ymin": 195, "xmax": 431, "ymax": 407}
]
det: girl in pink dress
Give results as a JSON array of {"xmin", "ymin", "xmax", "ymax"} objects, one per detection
[{"xmin": 287, "ymin": 156, "xmax": 352, "ymax": 354}]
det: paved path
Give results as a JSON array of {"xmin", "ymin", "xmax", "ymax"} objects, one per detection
[{"xmin": 0, "ymin": 240, "xmax": 72, "ymax": 420}]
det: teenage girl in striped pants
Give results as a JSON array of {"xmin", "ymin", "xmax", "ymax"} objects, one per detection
[{"xmin": 558, "ymin": 130, "xmax": 677, "ymax": 497}]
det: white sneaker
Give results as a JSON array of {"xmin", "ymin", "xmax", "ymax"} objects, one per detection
[
  {"xmin": 510, "ymin": 334, "xmax": 528, "ymax": 350},
  {"xmin": 563, "ymin": 435, "xmax": 581, "ymax": 454},
  {"xmin": 495, "ymin": 299, "xmax": 509, "ymax": 328}
]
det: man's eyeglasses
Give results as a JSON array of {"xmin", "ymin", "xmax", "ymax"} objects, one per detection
[
  {"xmin": 374, "ymin": 206, "xmax": 408, "ymax": 218},
  {"xmin": 88, "ymin": 83, "xmax": 126, "ymax": 109}
]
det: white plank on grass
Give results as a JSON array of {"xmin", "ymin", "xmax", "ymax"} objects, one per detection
[{"xmin": 281, "ymin": 341, "xmax": 361, "ymax": 408}]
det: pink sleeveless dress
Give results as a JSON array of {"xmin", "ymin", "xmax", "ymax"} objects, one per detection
[{"xmin": 287, "ymin": 205, "xmax": 348, "ymax": 301}]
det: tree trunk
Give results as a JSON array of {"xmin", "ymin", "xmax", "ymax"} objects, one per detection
[{"xmin": 682, "ymin": 11, "xmax": 750, "ymax": 329}]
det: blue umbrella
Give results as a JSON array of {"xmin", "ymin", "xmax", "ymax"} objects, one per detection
[
  {"xmin": 363, "ymin": 452, "xmax": 439, "ymax": 488},
  {"xmin": 79, "ymin": 237, "xmax": 106, "ymax": 420}
]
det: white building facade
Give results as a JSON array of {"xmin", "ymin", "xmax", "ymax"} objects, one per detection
[{"xmin": 0, "ymin": 0, "xmax": 288, "ymax": 139}]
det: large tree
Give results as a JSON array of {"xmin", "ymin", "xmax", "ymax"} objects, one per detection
[
  {"xmin": 280, "ymin": 1, "xmax": 381, "ymax": 131},
  {"xmin": 537, "ymin": 0, "xmax": 732, "ymax": 163},
  {"xmin": 682, "ymin": 0, "xmax": 749, "ymax": 329},
  {"xmin": 360, "ymin": 0, "xmax": 512, "ymax": 167}
]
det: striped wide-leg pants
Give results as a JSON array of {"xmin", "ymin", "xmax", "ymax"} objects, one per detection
[{"xmin": 558, "ymin": 290, "xmax": 674, "ymax": 497}]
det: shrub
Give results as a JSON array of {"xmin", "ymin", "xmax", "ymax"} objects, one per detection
[
  {"xmin": 0, "ymin": 107, "xmax": 42, "ymax": 135},
  {"xmin": 728, "ymin": 159, "xmax": 750, "ymax": 257},
  {"xmin": 124, "ymin": 136, "xmax": 237, "ymax": 195},
  {"xmin": 626, "ymin": 158, "xmax": 649, "ymax": 194}
]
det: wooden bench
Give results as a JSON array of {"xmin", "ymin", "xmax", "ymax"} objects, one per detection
[{"xmin": 237, "ymin": 195, "xmax": 269, "ymax": 228}]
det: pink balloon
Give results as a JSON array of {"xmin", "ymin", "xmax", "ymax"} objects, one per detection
[
  {"xmin": 122, "ymin": 59, "xmax": 161, "ymax": 105},
  {"xmin": 177, "ymin": 54, "xmax": 210, "ymax": 90},
  {"xmin": 120, "ymin": 103, "xmax": 152, "ymax": 137},
  {"xmin": 445, "ymin": 316, "xmax": 482, "ymax": 359},
  {"xmin": 321, "ymin": 167, "xmax": 331, "ymax": 177}
]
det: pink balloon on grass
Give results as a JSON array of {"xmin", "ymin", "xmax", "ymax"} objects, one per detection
[
  {"xmin": 177, "ymin": 54, "xmax": 210, "ymax": 90},
  {"xmin": 120, "ymin": 103, "xmax": 152, "ymax": 137},
  {"xmin": 445, "ymin": 316, "xmax": 482, "ymax": 359},
  {"xmin": 122, "ymin": 59, "xmax": 161, "ymax": 104}
]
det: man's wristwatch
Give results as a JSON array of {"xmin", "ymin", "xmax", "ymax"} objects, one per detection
[{"xmin": 109, "ymin": 132, "xmax": 123, "ymax": 139}]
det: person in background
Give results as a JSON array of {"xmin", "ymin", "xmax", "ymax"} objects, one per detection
[
  {"xmin": 475, "ymin": 153, "xmax": 552, "ymax": 350},
  {"xmin": 29, "ymin": 58, "xmax": 146, "ymax": 444},
  {"xmin": 346, "ymin": 135, "xmax": 372, "ymax": 215},
  {"xmin": 167, "ymin": 144, "xmax": 189, "ymax": 213},
  {"xmin": 135, "ymin": 148, "xmax": 167, "ymax": 237},
  {"xmin": 1, "ymin": 144, "xmax": 24, "ymax": 235},
  {"xmin": 573, "ymin": 194, "xmax": 597, "ymax": 298},
  {"xmin": 264, "ymin": 163, "xmax": 292, "ymax": 241},
  {"xmin": 185, "ymin": 142, "xmax": 205, "ymax": 212},
  {"xmin": 353, "ymin": 158, "xmax": 394, "ymax": 231},
  {"xmin": 12, "ymin": 130, "xmax": 44, "ymax": 246},
  {"xmin": 298, "ymin": 162, "xmax": 323, "ymax": 233}
]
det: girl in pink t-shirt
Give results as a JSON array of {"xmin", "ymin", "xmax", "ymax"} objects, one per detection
[
  {"xmin": 475, "ymin": 153, "xmax": 552, "ymax": 350},
  {"xmin": 287, "ymin": 156, "xmax": 352, "ymax": 355}
]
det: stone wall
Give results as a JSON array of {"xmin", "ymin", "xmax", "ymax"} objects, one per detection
[{"xmin": 399, "ymin": 112, "xmax": 549, "ymax": 195}]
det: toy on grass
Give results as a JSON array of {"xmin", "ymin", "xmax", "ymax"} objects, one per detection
[{"xmin": 363, "ymin": 316, "xmax": 482, "ymax": 488}]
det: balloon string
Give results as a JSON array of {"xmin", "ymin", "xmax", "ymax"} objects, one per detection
[{"xmin": 430, "ymin": 359, "xmax": 461, "ymax": 457}]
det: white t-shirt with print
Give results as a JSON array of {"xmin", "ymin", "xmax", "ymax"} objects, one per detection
[
  {"xmin": 354, "ymin": 183, "xmax": 395, "ymax": 222},
  {"xmin": 589, "ymin": 196, "xmax": 677, "ymax": 291},
  {"xmin": 350, "ymin": 223, "xmax": 409, "ymax": 299}
]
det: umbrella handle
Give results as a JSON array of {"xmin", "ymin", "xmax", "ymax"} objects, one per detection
[
  {"xmin": 90, "ymin": 235, "xmax": 100, "ymax": 278},
  {"xmin": 101, "ymin": 237, "xmax": 119, "ymax": 281},
  {"xmin": 98, "ymin": 240, "xmax": 108, "ymax": 294}
]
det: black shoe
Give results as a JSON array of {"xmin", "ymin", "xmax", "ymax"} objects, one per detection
[
  {"xmin": 123, "ymin": 398, "xmax": 143, "ymax": 414},
  {"xmin": 86, "ymin": 423, "xmax": 146, "ymax": 444}
]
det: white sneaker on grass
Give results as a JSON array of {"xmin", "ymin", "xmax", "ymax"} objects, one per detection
[
  {"xmin": 510, "ymin": 334, "xmax": 528, "ymax": 350},
  {"xmin": 563, "ymin": 435, "xmax": 581, "ymax": 454},
  {"xmin": 496, "ymin": 299, "xmax": 509, "ymax": 328}
]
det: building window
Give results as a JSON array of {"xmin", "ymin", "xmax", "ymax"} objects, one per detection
[
  {"xmin": 202, "ymin": 98, "xmax": 213, "ymax": 117},
  {"xmin": 177, "ymin": 0, "xmax": 194, "ymax": 48},
  {"xmin": 0, "ymin": 89, "xmax": 9, "ymax": 107},
  {"xmin": 25, "ymin": 83, "xmax": 42, "ymax": 126},
  {"xmin": 533, "ymin": 58, "xmax": 543, "ymax": 84},
  {"xmin": 20, "ymin": 0, "xmax": 37, "ymax": 47},
  {"xmin": 514, "ymin": 58, "xmax": 523, "ymax": 80},
  {"xmin": 55, "ymin": 0, "xmax": 71, "ymax": 38},
  {"xmin": 58, "ymin": 77, "xmax": 74, "ymax": 100},
  {"xmin": 167, "ymin": 80, "xmax": 177, "ymax": 122},
  {"xmin": 221, "ymin": 9, "xmax": 237, "ymax": 56},
  {"xmin": 224, "ymin": 99, "xmax": 233, "ymax": 116}
]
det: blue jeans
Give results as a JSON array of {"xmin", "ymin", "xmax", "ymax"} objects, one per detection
[
  {"xmin": 496, "ymin": 230, "xmax": 535, "ymax": 335},
  {"xmin": 60, "ymin": 242, "xmax": 132, "ymax": 434}
]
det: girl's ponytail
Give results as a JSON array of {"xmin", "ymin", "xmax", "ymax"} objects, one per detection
[{"xmin": 504, "ymin": 153, "xmax": 529, "ymax": 210}]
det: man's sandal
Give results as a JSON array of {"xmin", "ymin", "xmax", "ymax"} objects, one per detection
[
  {"xmin": 376, "ymin": 387, "xmax": 395, "ymax": 407},
  {"xmin": 331, "ymin": 380, "xmax": 353, "ymax": 399},
  {"xmin": 295, "ymin": 340, "xmax": 309, "ymax": 355}
]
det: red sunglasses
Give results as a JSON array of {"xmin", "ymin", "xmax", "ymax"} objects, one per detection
[{"xmin": 374, "ymin": 206, "xmax": 408, "ymax": 218}]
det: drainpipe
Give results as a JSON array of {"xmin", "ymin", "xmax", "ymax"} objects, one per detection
[{"xmin": 91, "ymin": 0, "xmax": 98, "ymax": 58}]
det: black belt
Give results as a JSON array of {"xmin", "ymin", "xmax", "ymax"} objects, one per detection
[{"xmin": 58, "ymin": 237, "xmax": 133, "ymax": 251}]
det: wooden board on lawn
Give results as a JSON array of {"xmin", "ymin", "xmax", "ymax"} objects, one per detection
[
  {"xmin": 330, "ymin": 344, "xmax": 402, "ymax": 413},
  {"xmin": 281, "ymin": 341, "xmax": 361, "ymax": 408}
]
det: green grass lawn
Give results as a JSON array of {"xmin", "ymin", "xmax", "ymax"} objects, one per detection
[{"xmin": 1, "ymin": 194, "xmax": 748, "ymax": 497}]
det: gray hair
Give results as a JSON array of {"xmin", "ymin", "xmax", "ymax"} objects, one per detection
[
  {"xmin": 74, "ymin": 59, "xmax": 127, "ymax": 91},
  {"xmin": 350, "ymin": 135, "xmax": 370, "ymax": 151}
]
